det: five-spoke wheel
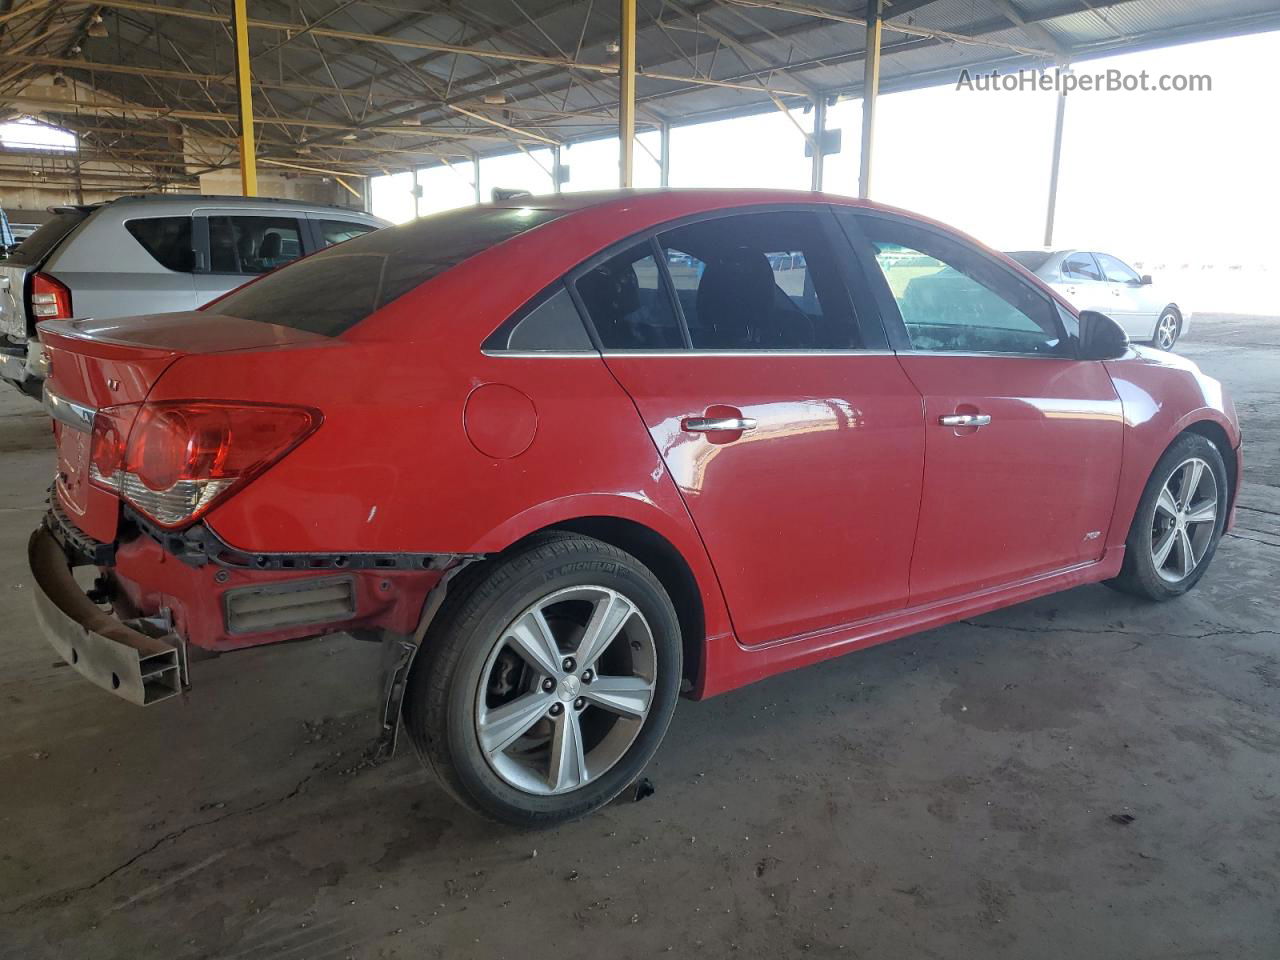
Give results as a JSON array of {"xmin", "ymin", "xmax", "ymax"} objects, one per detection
[
  {"xmin": 1150, "ymin": 457, "xmax": 1218, "ymax": 583},
  {"xmin": 403, "ymin": 534, "xmax": 681, "ymax": 826},
  {"xmin": 476, "ymin": 586, "xmax": 657, "ymax": 796},
  {"xmin": 1108, "ymin": 432, "xmax": 1228, "ymax": 600},
  {"xmin": 1155, "ymin": 308, "xmax": 1181, "ymax": 350}
]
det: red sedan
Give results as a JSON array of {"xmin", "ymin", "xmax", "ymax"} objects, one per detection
[{"xmin": 28, "ymin": 190, "xmax": 1241, "ymax": 825}]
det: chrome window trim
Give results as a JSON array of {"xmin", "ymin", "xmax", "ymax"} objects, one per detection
[
  {"xmin": 43, "ymin": 387, "xmax": 96, "ymax": 432},
  {"xmin": 600, "ymin": 349, "xmax": 900, "ymax": 358},
  {"xmin": 480, "ymin": 350, "xmax": 600, "ymax": 358},
  {"xmin": 481, "ymin": 348, "xmax": 902, "ymax": 359},
  {"xmin": 894, "ymin": 349, "xmax": 1074, "ymax": 361}
]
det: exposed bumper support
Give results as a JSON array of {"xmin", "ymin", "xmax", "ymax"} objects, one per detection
[
  {"xmin": 28, "ymin": 526, "xmax": 184, "ymax": 706},
  {"xmin": 372, "ymin": 557, "xmax": 477, "ymax": 761}
]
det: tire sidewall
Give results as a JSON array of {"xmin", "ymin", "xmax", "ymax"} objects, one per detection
[
  {"xmin": 1125, "ymin": 434, "xmax": 1227, "ymax": 598},
  {"xmin": 437, "ymin": 543, "xmax": 681, "ymax": 824}
]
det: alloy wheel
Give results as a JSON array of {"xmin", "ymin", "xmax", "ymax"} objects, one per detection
[
  {"xmin": 474, "ymin": 585, "xmax": 657, "ymax": 796},
  {"xmin": 1150, "ymin": 457, "xmax": 1218, "ymax": 583},
  {"xmin": 1157, "ymin": 312, "xmax": 1179, "ymax": 350}
]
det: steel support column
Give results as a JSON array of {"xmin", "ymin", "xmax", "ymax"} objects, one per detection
[
  {"xmin": 659, "ymin": 120, "xmax": 671, "ymax": 186},
  {"xmin": 858, "ymin": 0, "xmax": 882, "ymax": 199},
  {"xmin": 1044, "ymin": 87, "xmax": 1068, "ymax": 247},
  {"xmin": 231, "ymin": 0, "xmax": 257, "ymax": 197},
  {"xmin": 811, "ymin": 97, "xmax": 827, "ymax": 191},
  {"xmin": 619, "ymin": 0, "xmax": 637, "ymax": 187},
  {"xmin": 552, "ymin": 145, "xmax": 563, "ymax": 193},
  {"xmin": 473, "ymin": 154, "xmax": 482, "ymax": 203}
]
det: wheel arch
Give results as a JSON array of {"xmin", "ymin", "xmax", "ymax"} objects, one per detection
[
  {"xmin": 502, "ymin": 516, "xmax": 708, "ymax": 695},
  {"xmin": 1181, "ymin": 419, "xmax": 1238, "ymax": 514}
]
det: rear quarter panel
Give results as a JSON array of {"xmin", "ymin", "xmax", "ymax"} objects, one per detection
[{"xmin": 153, "ymin": 339, "xmax": 735, "ymax": 644}]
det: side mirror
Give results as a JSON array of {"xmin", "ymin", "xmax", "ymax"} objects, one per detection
[
  {"xmin": 1140, "ymin": 274, "xmax": 1153, "ymax": 285},
  {"xmin": 1077, "ymin": 310, "xmax": 1130, "ymax": 360}
]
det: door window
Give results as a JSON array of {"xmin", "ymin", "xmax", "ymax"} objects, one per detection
[
  {"xmin": 657, "ymin": 211, "xmax": 858, "ymax": 350},
  {"xmin": 1062, "ymin": 253, "xmax": 1103, "ymax": 282},
  {"xmin": 859, "ymin": 218, "xmax": 1066, "ymax": 356},
  {"xmin": 125, "ymin": 217, "xmax": 194, "ymax": 272},
  {"xmin": 574, "ymin": 242, "xmax": 684, "ymax": 350},
  {"xmin": 208, "ymin": 215, "xmax": 304, "ymax": 274},
  {"xmin": 1094, "ymin": 253, "xmax": 1141, "ymax": 285},
  {"xmin": 315, "ymin": 218, "xmax": 378, "ymax": 248}
]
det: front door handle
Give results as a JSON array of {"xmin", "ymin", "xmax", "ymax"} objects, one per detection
[
  {"xmin": 939, "ymin": 413, "xmax": 991, "ymax": 427},
  {"xmin": 684, "ymin": 416, "xmax": 758, "ymax": 433}
]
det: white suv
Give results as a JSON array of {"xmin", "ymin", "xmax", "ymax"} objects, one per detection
[{"xmin": 0, "ymin": 194, "xmax": 387, "ymax": 396}]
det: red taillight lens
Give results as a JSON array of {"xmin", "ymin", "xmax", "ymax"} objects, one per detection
[
  {"xmin": 89, "ymin": 401, "xmax": 321, "ymax": 528},
  {"xmin": 30, "ymin": 272, "xmax": 72, "ymax": 320}
]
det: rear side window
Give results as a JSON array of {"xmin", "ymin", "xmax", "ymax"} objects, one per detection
[
  {"xmin": 126, "ymin": 217, "xmax": 194, "ymax": 272},
  {"xmin": 316, "ymin": 218, "xmax": 377, "ymax": 247},
  {"xmin": 575, "ymin": 242, "xmax": 684, "ymax": 350},
  {"xmin": 4, "ymin": 209, "xmax": 89, "ymax": 266},
  {"xmin": 657, "ymin": 211, "xmax": 858, "ymax": 350},
  {"xmin": 485, "ymin": 286, "xmax": 593, "ymax": 352},
  {"xmin": 209, "ymin": 215, "xmax": 304, "ymax": 274},
  {"xmin": 1062, "ymin": 253, "xmax": 1102, "ymax": 282},
  {"xmin": 211, "ymin": 206, "xmax": 564, "ymax": 336}
]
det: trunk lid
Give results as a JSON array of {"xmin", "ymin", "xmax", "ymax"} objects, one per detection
[{"xmin": 41, "ymin": 312, "xmax": 328, "ymax": 542}]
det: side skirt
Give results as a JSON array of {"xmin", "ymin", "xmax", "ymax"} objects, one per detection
[{"xmin": 697, "ymin": 548, "xmax": 1126, "ymax": 699}]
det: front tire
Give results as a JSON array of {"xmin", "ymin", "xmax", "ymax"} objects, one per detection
[
  {"xmin": 1154, "ymin": 307, "xmax": 1181, "ymax": 350},
  {"xmin": 403, "ymin": 533, "xmax": 682, "ymax": 826},
  {"xmin": 1105, "ymin": 433, "xmax": 1227, "ymax": 601}
]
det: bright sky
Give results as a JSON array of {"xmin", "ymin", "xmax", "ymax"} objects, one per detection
[
  {"xmin": 373, "ymin": 29, "xmax": 1280, "ymax": 272},
  {"xmin": 0, "ymin": 116, "xmax": 77, "ymax": 152}
]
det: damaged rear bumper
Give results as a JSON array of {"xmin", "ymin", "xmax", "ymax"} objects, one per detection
[{"xmin": 28, "ymin": 525, "xmax": 184, "ymax": 706}]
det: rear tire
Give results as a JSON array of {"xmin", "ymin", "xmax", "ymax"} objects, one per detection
[
  {"xmin": 403, "ymin": 533, "xmax": 682, "ymax": 826},
  {"xmin": 1154, "ymin": 307, "xmax": 1181, "ymax": 350},
  {"xmin": 1105, "ymin": 433, "xmax": 1227, "ymax": 601}
]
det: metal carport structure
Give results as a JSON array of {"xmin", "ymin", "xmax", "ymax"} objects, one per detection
[{"xmin": 2, "ymin": 0, "xmax": 1278, "ymax": 242}]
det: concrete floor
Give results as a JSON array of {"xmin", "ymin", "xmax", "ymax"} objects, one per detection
[{"xmin": 2, "ymin": 315, "xmax": 1277, "ymax": 960}]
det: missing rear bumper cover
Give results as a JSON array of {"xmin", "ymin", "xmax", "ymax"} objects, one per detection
[{"xmin": 223, "ymin": 576, "xmax": 357, "ymax": 634}]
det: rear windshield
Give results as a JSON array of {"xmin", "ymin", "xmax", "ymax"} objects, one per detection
[
  {"xmin": 211, "ymin": 205, "xmax": 565, "ymax": 336},
  {"xmin": 1004, "ymin": 250, "xmax": 1052, "ymax": 272},
  {"xmin": 5, "ymin": 209, "xmax": 91, "ymax": 266}
]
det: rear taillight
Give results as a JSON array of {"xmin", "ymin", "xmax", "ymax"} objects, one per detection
[
  {"xmin": 89, "ymin": 401, "xmax": 321, "ymax": 528},
  {"xmin": 30, "ymin": 272, "xmax": 72, "ymax": 320}
]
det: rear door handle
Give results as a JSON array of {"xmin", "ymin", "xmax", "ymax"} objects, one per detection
[
  {"xmin": 939, "ymin": 414, "xmax": 991, "ymax": 427},
  {"xmin": 684, "ymin": 417, "xmax": 757, "ymax": 432}
]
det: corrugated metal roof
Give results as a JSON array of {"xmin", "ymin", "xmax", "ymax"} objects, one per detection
[{"xmin": 1, "ymin": 0, "xmax": 1277, "ymax": 184}]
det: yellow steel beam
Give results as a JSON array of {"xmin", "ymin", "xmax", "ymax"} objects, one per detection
[
  {"xmin": 618, "ymin": 0, "xmax": 636, "ymax": 187},
  {"xmin": 857, "ymin": 0, "xmax": 882, "ymax": 199},
  {"xmin": 232, "ymin": 0, "xmax": 256, "ymax": 196}
]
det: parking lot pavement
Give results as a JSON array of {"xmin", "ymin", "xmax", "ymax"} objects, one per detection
[{"xmin": 1, "ymin": 315, "xmax": 1277, "ymax": 960}]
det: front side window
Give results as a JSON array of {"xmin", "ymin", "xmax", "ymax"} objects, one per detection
[
  {"xmin": 316, "ymin": 218, "xmax": 378, "ymax": 248},
  {"xmin": 575, "ymin": 242, "xmax": 683, "ymax": 350},
  {"xmin": 1062, "ymin": 253, "xmax": 1103, "ymax": 282},
  {"xmin": 859, "ymin": 217, "xmax": 1066, "ymax": 356},
  {"xmin": 125, "ymin": 216, "xmax": 193, "ymax": 272},
  {"xmin": 657, "ymin": 211, "xmax": 858, "ymax": 350},
  {"xmin": 208, "ymin": 215, "xmax": 303, "ymax": 274},
  {"xmin": 1095, "ymin": 252, "xmax": 1141, "ymax": 285}
]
